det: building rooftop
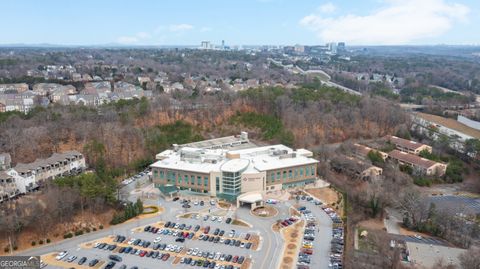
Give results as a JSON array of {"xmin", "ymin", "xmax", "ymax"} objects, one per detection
[
  {"xmin": 388, "ymin": 150, "xmax": 437, "ymax": 169},
  {"xmin": 151, "ymin": 143, "xmax": 318, "ymax": 174},
  {"xmin": 180, "ymin": 131, "xmax": 255, "ymax": 150},
  {"xmin": 386, "ymin": 135, "xmax": 427, "ymax": 151},
  {"xmin": 13, "ymin": 150, "xmax": 83, "ymax": 173}
]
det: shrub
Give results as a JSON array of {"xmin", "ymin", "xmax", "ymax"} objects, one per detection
[
  {"xmin": 4, "ymin": 247, "xmax": 9, "ymax": 253},
  {"xmin": 12, "ymin": 246, "xmax": 17, "ymax": 251},
  {"xmin": 99, "ymin": 225, "xmax": 104, "ymax": 230},
  {"xmin": 85, "ymin": 228, "xmax": 91, "ymax": 233},
  {"xmin": 39, "ymin": 240, "xmax": 44, "ymax": 245},
  {"xmin": 46, "ymin": 239, "xmax": 51, "ymax": 243},
  {"xmin": 92, "ymin": 228, "xmax": 97, "ymax": 232},
  {"xmin": 414, "ymin": 177, "xmax": 432, "ymax": 187},
  {"xmin": 31, "ymin": 241, "xmax": 36, "ymax": 246},
  {"xmin": 74, "ymin": 230, "xmax": 84, "ymax": 236},
  {"xmin": 63, "ymin": 233, "xmax": 73, "ymax": 239}
]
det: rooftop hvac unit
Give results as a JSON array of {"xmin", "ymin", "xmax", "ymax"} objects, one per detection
[{"xmin": 279, "ymin": 153, "xmax": 297, "ymax": 159}]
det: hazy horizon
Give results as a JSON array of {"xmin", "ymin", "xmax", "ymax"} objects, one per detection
[{"xmin": 1, "ymin": 0, "xmax": 479, "ymax": 47}]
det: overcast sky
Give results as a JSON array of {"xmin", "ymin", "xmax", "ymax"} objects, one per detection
[{"xmin": 1, "ymin": 0, "xmax": 478, "ymax": 46}]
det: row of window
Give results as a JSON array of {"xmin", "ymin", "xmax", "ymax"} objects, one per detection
[
  {"xmin": 269, "ymin": 166, "xmax": 316, "ymax": 183},
  {"xmin": 153, "ymin": 169, "xmax": 209, "ymax": 187}
]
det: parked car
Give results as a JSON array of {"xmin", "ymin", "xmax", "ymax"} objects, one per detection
[
  {"xmin": 55, "ymin": 251, "xmax": 68, "ymax": 260},
  {"xmin": 88, "ymin": 259, "xmax": 99, "ymax": 267},
  {"xmin": 78, "ymin": 257, "xmax": 87, "ymax": 265},
  {"xmin": 109, "ymin": 255, "xmax": 122, "ymax": 262}
]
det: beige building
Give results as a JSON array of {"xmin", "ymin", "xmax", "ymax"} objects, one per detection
[
  {"xmin": 388, "ymin": 150, "xmax": 447, "ymax": 176},
  {"xmin": 386, "ymin": 135, "xmax": 432, "ymax": 155},
  {"xmin": 150, "ymin": 133, "xmax": 319, "ymax": 201}
]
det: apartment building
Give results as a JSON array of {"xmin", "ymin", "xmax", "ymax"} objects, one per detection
[
  {"xmin": 150, "ymin": 132, "xmax": 319, "ymax": 201},
  {"xmin": 0, "ymin": 172, "xmax": 19, "ymax": 203},
  {"xmin": 388, "ymin": 150, "xmax": 447, "ymax": 176},
  {"xmin": 386, "ymin": 135, "xmax": 432, "ymax": 155},
  {"xmin": 7, "ymin": 151, "xmax": 86, "ymax": 194}
]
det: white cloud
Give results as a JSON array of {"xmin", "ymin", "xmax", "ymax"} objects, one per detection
[
  {"xmin": 300, "ymin": 0, "xmax": 469, "ymax": 45},
  {"xmin": 318, "ymin": 3, "xmax": 336, "ymax": 14},
  {"xmin": 168, "ymin": 24, "xmax": 194, "ymax": 32}
]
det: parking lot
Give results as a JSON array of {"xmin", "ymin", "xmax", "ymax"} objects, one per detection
[
  {"xmin": 26, "ymin": 185, "xmax": 334, "ymax": 269},
  {"xmin": 294, "ymin": 195, "xmax": 334, "ymax": 269}
]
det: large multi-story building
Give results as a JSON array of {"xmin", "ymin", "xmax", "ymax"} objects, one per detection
[{"xmin": 150, "ymin": 132, "xmax": 319, "ymax": 201}]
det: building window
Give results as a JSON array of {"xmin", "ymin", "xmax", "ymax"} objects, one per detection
[
  {"xmin": 283, "ymin": 171, "xmax": 287, "ymax": 180},
  {"xmin": 311, "ymin": 166, "xmax": 316, "ymax": 176},
  {"xmin": 204, "ymin": 176, "xmax": 208, "ymax": 187},
  {"xmin": 306, "ymin": 167, "xmax": 310, "ymax": 177},
  {"xmin": 197, "ymin": 176, "xmax": 201, "ymax": 186},
  {"xmin": 216, "ymin": 177, "xmax": 220, "ymax": 191},
  {"xmin": 191, "ymin": 175, "xmax": 195, "ymax": 185},
  {"xmin": 288, "ymin": 170, "xmax": 292, "ymax": 179},
  {"xmin": 276, "ymin": 172, "xmax": 281, "ymax": 180},
  {"xmin": 159, "ymin": 170, "xmax": 164, "ymax": 179},
  {"xmin": 270, "ymin": 173, "xmax": 275, "ymax": 183},
  {"xmin": 300, "ymin": 168, "xmax": 304, "ymax": 176},
  {"xmin": 185, "ymin": 175, "xmax": 189, "ymax": 184},
  {"xmin": 294, "ymin": 169, "xmax": 298, "ymax": 177},
  {"xmin": 178, "ymin": 174, "xmax": 182, "ymax": 184}
]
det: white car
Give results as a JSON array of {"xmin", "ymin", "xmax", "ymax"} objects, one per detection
[
  {"xmin": 66, "ymin": 256, "xmax": 77, "ymax": 263},
  {"xmin": 217, "ymin": 217, "xmax": 223, "ymax": 222},
  {"xmin": 55, "ymin": 251, "xmax": 68, "ymax": 260},
  {"xmin": 154, "ymin": 236, "xmax": 162, "ymax": 243},
  {"xmin": 127, "ymin": 238, "xmax": 135, "ymax": 245},
  {"xmin": 193, "ymin": 201, "xmax": 199, "ymax": 206},
  {"xmin": 211, "ymin": 216, "xmax": 217, "ymax": 221}
]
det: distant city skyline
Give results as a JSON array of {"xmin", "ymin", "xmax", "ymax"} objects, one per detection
[{"xmin": 0, "ymin": 0, "xmax": 479, "ymax": 46}]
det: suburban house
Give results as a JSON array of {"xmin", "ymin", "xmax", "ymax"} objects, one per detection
[
  {"xmin": 0, "ymin": 92, "xmax": 37, "ymax": 113},
  {"xmin": 386, "ymin": 135, "xmax": 432, "ymax": 155},
  {"xmin": 388, "ymin": 150, "xmax": 447, "ymax": 176},
  {"xmin": 0, "ymin": 83, "xmax": 29, "ymax": 94}
]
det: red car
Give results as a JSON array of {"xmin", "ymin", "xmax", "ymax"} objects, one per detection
[
  {"xmin": 204, "ymin": 226, "xmax": 210, "ymax": 234},
  {"xmin": 302, "ymin": 248, "xmax": 313, "ymax": 255},
  {"xmin": 183, "ymin": 232, "xmax": 189, "ymax": 238},
  {"xmin": 139, "ymin": 250, "xmax": 146, "ymax": 257},
  {"xmin": 162, "ymin": 253, "xmax": 170, "ymax": 261},
  {"xmin": 232, "ymin": 256, "xmax": 238, "ymax": 263}
]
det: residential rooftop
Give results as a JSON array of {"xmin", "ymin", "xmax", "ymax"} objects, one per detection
[
  {"xmin": 386, "ymin": 135, "xmax": 427, "ymax": 151},
  {"xmin": 388, "ymin": 150, "xmax": 437, "ymax": 169}
]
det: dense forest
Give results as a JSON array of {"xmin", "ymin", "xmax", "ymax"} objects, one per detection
[{"xmin": 0, "ymin": 83, "xmax": 408, "ymax": 171}]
